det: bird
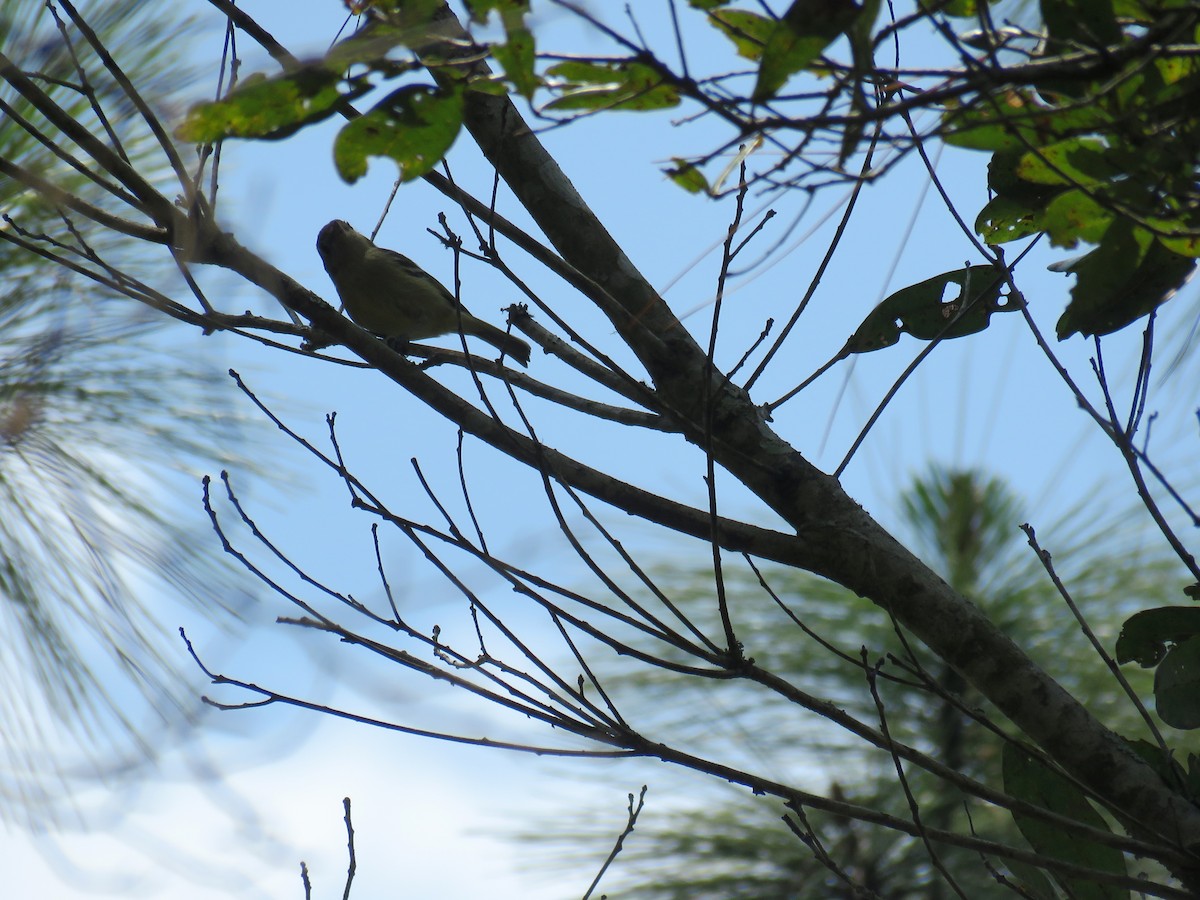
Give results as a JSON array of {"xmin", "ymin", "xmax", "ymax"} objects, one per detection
[{"xmin": 316, "ymin": 220, "xmax": 531, "ymax": 367}]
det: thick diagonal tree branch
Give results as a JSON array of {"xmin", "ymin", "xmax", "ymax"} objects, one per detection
[{"xmin": 419, "ymin": 3, "xmax": 1200, "ymax": 872}]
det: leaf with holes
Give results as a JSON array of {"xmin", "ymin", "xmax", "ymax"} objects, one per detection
[
  {"xmin": 333, "ymin": 84, "xmax": 464, "ymax": 183},
  {"xmin": 845, "ymin": 265, "xmax": 1018, "ymax": 353}
]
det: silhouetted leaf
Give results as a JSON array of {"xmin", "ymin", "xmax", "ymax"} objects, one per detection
[
  {"xmin": 1155, "ymin": 637, "xmax": 1200, "ymax": 729},
  {"xmin": 752, "ymin": 0, "xmax": 861, "ymax": 101},
  {"xmin": 1002, "ymin": 744, "xmax": 1128, "ymax": 899},
  {"xmin": 845, "ymin": 265, "xmax": 1017, "ymax": 352},
  {"xmin": 1116, "ymin": 606, "xmax": 1200, "ymax": 667},
  {"xmin": 1053, "ymin": 222, "xmax": 1196, "ymax": 339}
]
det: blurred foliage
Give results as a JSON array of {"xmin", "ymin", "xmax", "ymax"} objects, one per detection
[{"xmin": 0, "ymin": 0, "xmax": 261, "ymax": 826}]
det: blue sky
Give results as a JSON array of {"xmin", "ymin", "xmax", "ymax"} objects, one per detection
[{"xmin": 6, "ymin": 1, "xmax": 1198, "ymax": 897}]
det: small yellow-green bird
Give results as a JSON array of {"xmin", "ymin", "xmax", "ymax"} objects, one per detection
[{"xmin": 316, "ymin": 220, "xmax": 531, "ymax": 367}]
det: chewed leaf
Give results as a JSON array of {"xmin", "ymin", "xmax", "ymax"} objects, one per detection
[
  {"xmin": 1116, "ymin": 606, "xmax": 1200, "ymax": 667},
  {"xmin": 845, "ymin": 265, "xmax": 1018, "ymax": 353}
]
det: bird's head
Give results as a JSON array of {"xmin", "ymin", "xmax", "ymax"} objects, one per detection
[{"xmin": 316, "ymin": 220, "xmax": 367, "ymax": 271}]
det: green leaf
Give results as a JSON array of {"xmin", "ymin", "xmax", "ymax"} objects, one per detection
[
  {"xmin": 689, "ymin": 0, "xmax": 732, "ymax": 9},
  {"xmin": 707, "ymin": 9, "xmax": 774, "ymax": 61},
  {"xmin": 1036, "ymin": 0, "xmax": 1122, "ymax": 99},
  {"xmin": 1156, "ymin": 225, "xmax": 1200, "ymax": 258},
  {"xmin": 464, "ymin": 75, "xmax": 511, "ymax": 96},
  {"xmin": 1002, "ymin": 744, "xmax": 1128, "ymax": 900},
  {"xmin": 976, "ymin": 150, "xmax": 1068, "ymax": 244},
  {"xmin": 753, "ymin": 0, "xmax": 862, "ymax": 101},
  {"xmin": 1040, "ymin": 0, "xmax": 1121, "ymax": 51},
  {"xmin": 1122, "ymin": 737, "xmax": 1188, "ymax": 790},
  {"xmin": 368, "ymin": 0, "xmax": 443, "ymax": 32},
  {"xmin": 544, "ymin": 61, "xmax": 679, "ymax": 111},
  {"xmin": 333, "ymin": 84, "xmax": 464, "ymax": 183},
  {"xmin": 1109, "ymin": 0, "xmax": 1154, "ymax": 22},
  {"xmin": 1014, "ymin": 138, "xmax": 1119, "ymax": 187},
  {"xmin": 1117, "ymin": 607, "xmax": 1200, "ymax": 667},
  {"xmin": 174, "ymin": 15, "xmax": 431, "ymax": 145},
  {"xmin": 976, "ymin": 195, "xmax": 1047, "ymax": 244},
  {"xmin": 1001, "ymin": 859, "xmax": 1059, "ymax": 898},
  {"xmin": 1155, "ymin": 636, "xmax": 1200, "ymax": 729},
  {"xmin": 665, "ymin": 159, "xmax": 710, "ymax": 194},
  {"xmin": 929, "ymin": 0, "xmax": 980, "ymax": 17},
  {"xmin": 176, "ymin": 69, "xmax": 355, "ymax": 143},
  {"xmin": 466, "ymin": 1, "xmax": 538, "ymax": 99},
  {"xmin": 1039, "ymin": 189, "xmax": 1113, "ymax": 248},
  {"xmin": 465, "ymin": 0, "xmax": 529, "ymax": 22},
  {"xmin": 845, "ymin": 265, "xmax": 1018, "ymax": 353},
  {"xmin": 942, "ymin": 92, "xmax": 1053, "ymax": 152},
  {"xmin": 323, "ymin": 19, "xmax": 418, "ymax": 70},
  {"xmin": 1054, "ymin": 222, "xmax": 1196, "ymax": 339},
  {"xmin": 491, "ymin": 30, "xmax": 538, "ymax": 99}
]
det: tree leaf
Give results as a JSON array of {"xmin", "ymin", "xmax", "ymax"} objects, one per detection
[
  {"xmin": 943, "ymin": 92, "xmax": 1106, "ymax": 152},
  {"xmin": 976, "ymin": 195, "xmax": 1049, "ymax": 244},
  {"xmin": 941, "ymin": 91, "xmax": 1047, "ymax": 152},
  {"xmin": 176, "ymin": 69, "xmax": 356, "ymax": 142},
  {"xmin": 752, "ymin": 0, "xmax": 861, "ymax": 101},
  {"xmin": 467, "ymin": 0, "xmax": 538, "ymax": 99},
  {"xmin": 707, "ymin": 9, "xmax": 774, "ymax": 61},
  {"xmin": 1122, "ymin": 737, "xmax": 1189, "ymax": 791},
  {"xmin": 465, "ymin": 0, "xmax": 528, "ymax": 22},
  {"xmin": 543, "ymin": 60, "xmax": 679, "ymax": 111},
  {"xmin": 175, "ymin": 17, "xmax": 423, "ymax": 145},
  {"xmin": 1014, "ymin": 138, "xmax": 1119, "ymax": 187},
  {"xmin": 975, "ymin": 150, "xmax": 1069, "ymax": 244},
  {"xmin": 366, "ymin": 0, "xmax": 443, "ymax": 34},
  {"xmin": 1053, "ymin": 222, "xmax": 1196, "ymax": 339},
  {"xmin": 932, "ymin": 0, "xmax": 980, "ymax": 17},
  {"xmin": 1041, "ymin": 0, "xmax": 1121, "ymax": 53},
  {"xmin": 1154, "ymin": 636, "xmax": 1200, "ymax": 729},
  {"xmin": 845, "ymin": 265, "xmax": 1017, "ymax": 353},
  {"xmin": 1002, "ymin": 744, "xmax": 1128, "ymax": 900},
  {"xmin": 491, "ymin": 31, "xmax": 538, "ymax": 100},
  {"xmin": 1116, "ymin": 606, "xmax": 1200, "ymax": 667},
  {"xmin": 665, "ymin": 159, "xmax": 710, "ymax": 194},
  {"xmin": 333, "ymin": 84, "xmax": 464, "ymax": 183},
  {"xmin": 1038, "ymin": 189, "xmax": 1114, "ymax": 248}
]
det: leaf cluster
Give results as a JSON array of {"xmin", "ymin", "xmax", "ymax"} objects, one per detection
[{"xmin": 177, "ymin": 0, "xmax": 1200, "ymax": 348}]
